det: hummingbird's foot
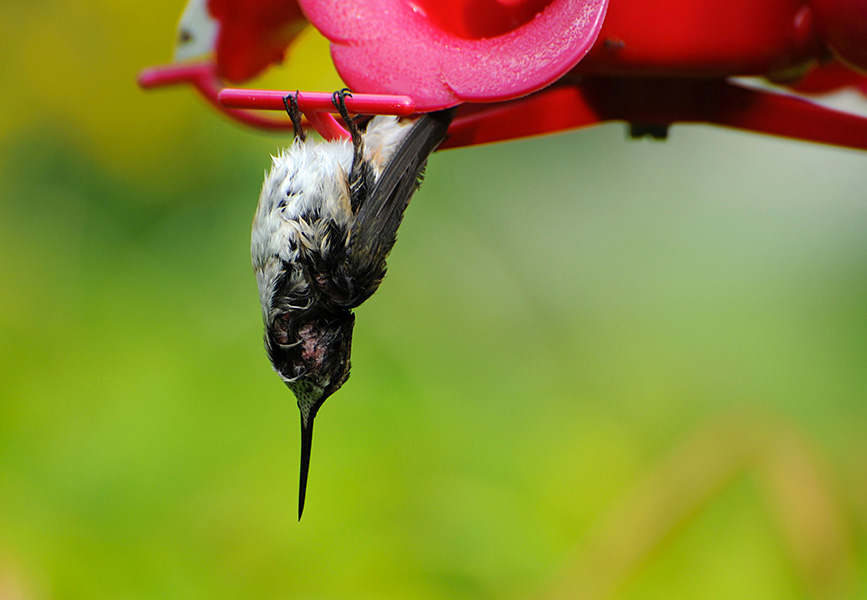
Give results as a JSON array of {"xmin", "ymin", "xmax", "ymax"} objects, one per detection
[
  {"xmin": 283, "ymin": 92, "xmax": 306, "ymax": 142},
  {"xmin": 331, "ymin": 88, "xmax": 363, "ymax": 150},
  {"xmin": 332, "ymin": 88, "xmax": 368, "ymax": 204}
]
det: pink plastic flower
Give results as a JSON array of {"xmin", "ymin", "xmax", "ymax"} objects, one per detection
[{"xmin": 297, "ymin": 0, "xmax": 608, "ymax": 110}]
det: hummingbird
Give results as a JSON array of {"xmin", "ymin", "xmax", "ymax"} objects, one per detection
[{"xmin": 251, "ymin": 90, "xmax": 454, "ymax": 518}]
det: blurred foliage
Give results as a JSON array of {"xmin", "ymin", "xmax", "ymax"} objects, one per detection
[{"xmin": 1, "ymin": 1, "xmax": 866, "ymax": 599}]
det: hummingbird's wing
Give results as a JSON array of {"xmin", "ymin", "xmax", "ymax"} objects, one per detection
[{"xmin": 347, "ymin": 108, "xmax": 455, "ymax": 299}]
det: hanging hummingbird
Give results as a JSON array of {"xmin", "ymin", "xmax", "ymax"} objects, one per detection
[{"xmin": 251, "ymin": 90, "xmax": 453, "ymax": 518}]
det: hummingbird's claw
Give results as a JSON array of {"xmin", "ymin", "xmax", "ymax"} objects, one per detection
[{"xmin": 283, "ymin": 91, "xmax": 306, "ymax": 141}]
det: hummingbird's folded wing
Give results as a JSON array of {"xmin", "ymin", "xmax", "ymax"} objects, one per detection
[{"xmin": 347, "ymin": 108, "xmax": 455, "ymax": 298}]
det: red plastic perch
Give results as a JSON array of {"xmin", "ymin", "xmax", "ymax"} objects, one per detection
[
  {"xmin": 218, "ymin": 88, "xmax": 416, "ymax": 115},
  {"xmin": 218, "ymin": 88, "xmax": 417, "ymax": 140},
  {"xmin": 138, "ymin": 61, "xmax": 418, "ymax": 140}
]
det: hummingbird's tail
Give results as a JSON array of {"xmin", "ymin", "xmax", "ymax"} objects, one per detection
[{"xmin": 298, "ymin": 413, "xmax": 315, "ymax": 520}]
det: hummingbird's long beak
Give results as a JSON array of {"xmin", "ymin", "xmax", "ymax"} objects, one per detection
[{"xmin": 298, "ymin": 412, "xmax": 315, "ymax": 520}]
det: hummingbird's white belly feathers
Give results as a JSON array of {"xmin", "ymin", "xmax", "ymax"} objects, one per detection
[
  {"xmin": 251, "ymin": 117, "xmax": 416, "ymax": 322},
  {"xmin": 252, "ymin": 138, "xmax": 353, "ymax": 266},
  {"xmin": 251, "ymin": 137, "xmax": 353, "ymax": 323}
]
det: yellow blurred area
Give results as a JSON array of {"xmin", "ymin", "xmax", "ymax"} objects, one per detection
[
  {"xmin": 2, "ymin": 2, "xmax": 183, "ymax": 171},
  {"xmin": 0, "ymin": 1, "xmax": 340, "ymax": 180},
  {"xmin": 1, "ymin": 2, "xmax": 867, "ymax": 600}
]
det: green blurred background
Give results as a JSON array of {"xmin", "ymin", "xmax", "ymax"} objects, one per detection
[{"xmin": 1, "ymin": 2, "xmax": 866, "ymax": 599}]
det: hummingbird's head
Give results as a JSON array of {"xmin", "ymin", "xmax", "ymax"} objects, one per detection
[
  {"xmin": 264, "ymin": 306, "xmax": 355, "ymax": 519},
  {"xmin": 266, "ymin": 309, "xmax": 355, "ymax": 425}
]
